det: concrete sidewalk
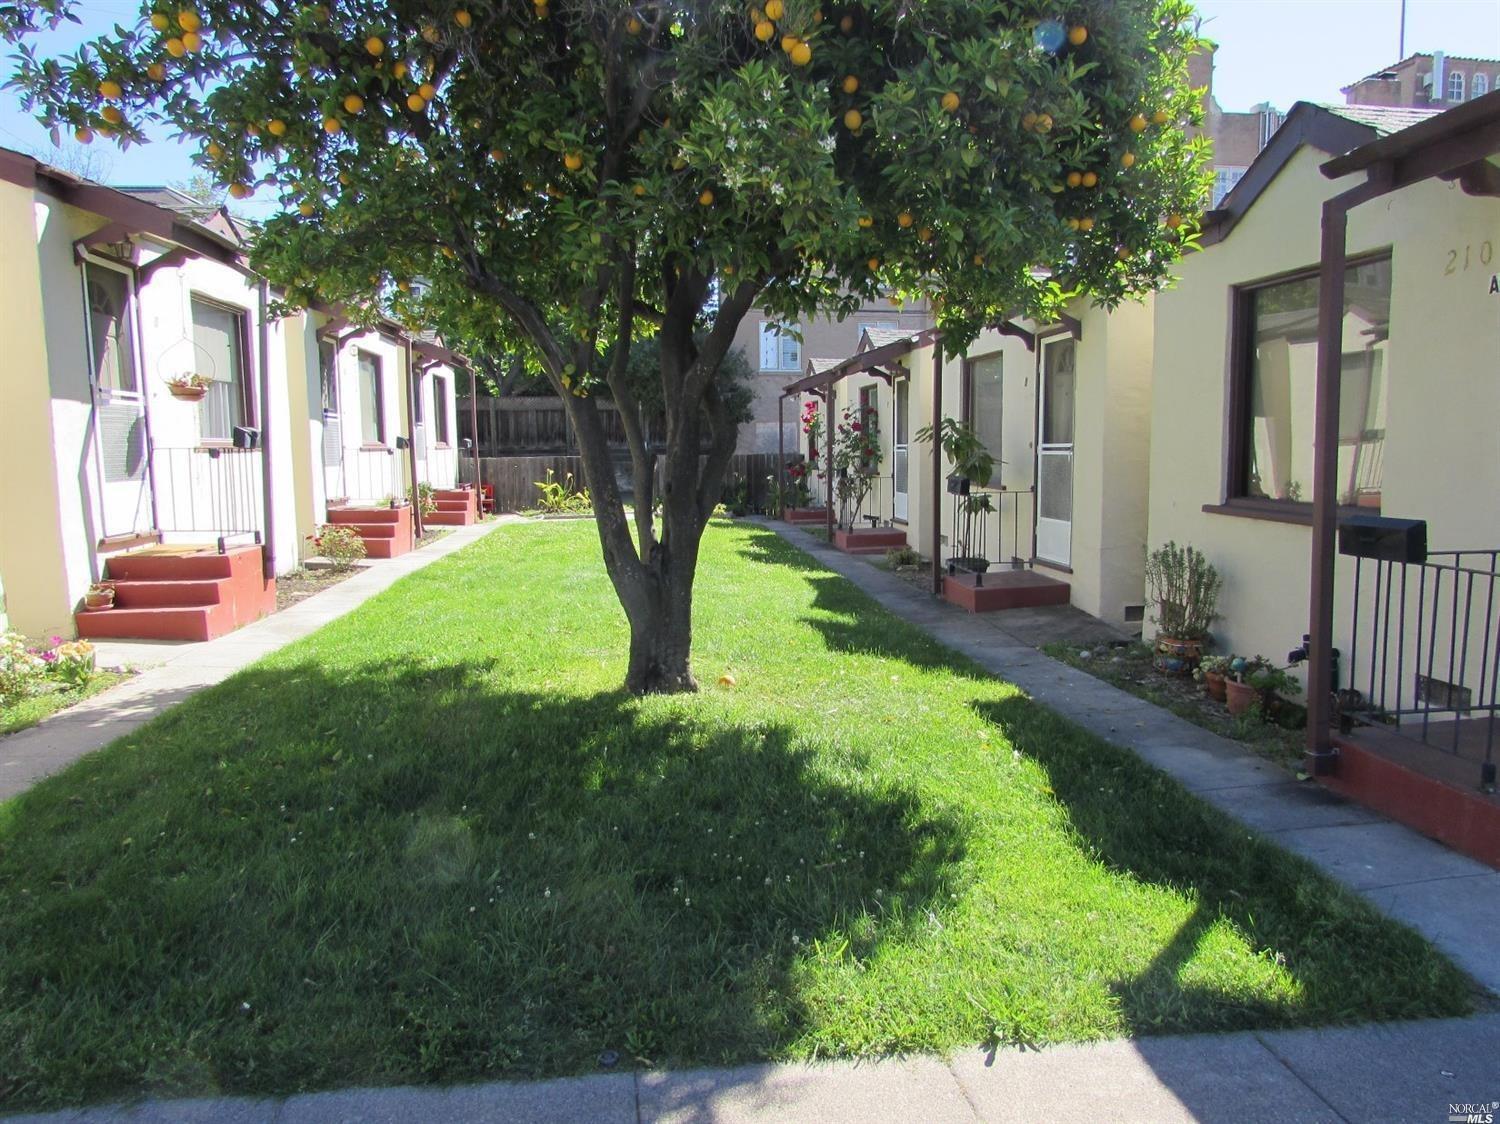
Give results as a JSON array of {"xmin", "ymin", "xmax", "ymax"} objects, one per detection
[
  {"xmin": 760, "ymin": 519, "xmax": 1500, "ymax": 998},
  {"xmin": 0, "ymin": 516, "xmax": 517, "ymax": 802},
  {"xmin": 11, "ymin": 1013, "xmax": 1500, "ymax": 1122}
]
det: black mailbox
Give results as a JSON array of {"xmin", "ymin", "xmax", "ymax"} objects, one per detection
[
  {"xmin": 460, "ymin": 437, "xmax": 473, "ymax": 451},
  {"xmin": 394, "ymin": 435, "xmax": 410, "ymax": 451},
  {"xmin": 946, "ymin": 473, "xmax": 971, "ymax": 496},
  {"xmin": 231, "ymin": 425, "xmax": 260, "ymax": 450},
  {"xmin": 1338, "ymin": 514, "xmax": 1427, "ymax": 565}
]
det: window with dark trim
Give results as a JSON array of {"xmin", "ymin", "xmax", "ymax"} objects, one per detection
[
  {"xmin": 961, "ymin": 353, "xmax": 1004, "ymax": 470},
  {"xmin": 318, "ymin": 338, "xmax": 339, "ymax": 415},
  {"xmin": 358, "ymin": 349, "xmax": 385, "ymax": 445},
  {"xmin": 1227, "ymin": 254, "xmax": 1390, "ymax": 512},
  {"xmin": 857, "ymin": 384, "xmax": 877, "ymax": 475},
  {"xmin": 190, "ymin": 296, "xmax": 252, "ymax": 441},
  {"xmin": 433, "ymin": 374, "xmax": 450, "ymax": 445},
  {"xmin": 412, "ymin": 368, "xmax": 425, "ymax": 424}
]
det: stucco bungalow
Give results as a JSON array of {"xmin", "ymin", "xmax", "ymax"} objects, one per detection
[{"xmin": 0, "ymin": 146, "xmax": 473, "ymax": 642}]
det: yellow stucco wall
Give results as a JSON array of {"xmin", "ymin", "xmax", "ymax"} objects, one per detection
[
  {"xmin": 282, "ymin": 309, "xmax": 318, "ymax": 547},
  {"xmin": 0, "ymin": 182, "xmax": 74, "ymax": 638},
  {"xmin": 1148, "ymin": 144, "xmax": 1500, "ymax": 679}
]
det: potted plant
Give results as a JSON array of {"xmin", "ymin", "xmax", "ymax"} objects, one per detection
[
  {"xmin": 82, "ymin": 581, "xmax": 115, "ymax": 610},
  {"xmin": 1194, "ymin": 654, "xmax": 1231, "ymax": 702},
  {"xmin": 1225, "ymin": 655, "xmax": 1269, "ymax": 716},
  {"xmin": 166, "ymin": 373, "xmax": 213, "ymax": 401},
  {"xmin": 1145, "ymin": 541, "xmax": 1221, "ymax": 675},
  {"xmin": 917, "ymin": 417, "xmax": 996, "ymax": 573}
]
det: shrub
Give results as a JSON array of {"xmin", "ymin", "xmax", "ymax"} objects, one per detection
[
  {"xmin": 307, "ymin": 524, "xmax": 368, "ymax": 571},
  {"xmin": 533, "ymin": 470, "xmax": 592, "ymax": 515},
  {"xmin": 49, "ymin": 640, "xmax": 96, "ymax": 689},
  {"xmin": 417, "ymin": 482, "xmax": 438, "ymax": 517},
  {"xmin": 1145, "ymin": 541, "xmax": 1221, "ymax": 641},
  {"xmin": 0, "ymin": 631, "xmax": 47, "ymax": 706}
]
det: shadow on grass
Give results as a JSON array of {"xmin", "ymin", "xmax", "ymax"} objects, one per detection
[
  {"xmin": 0, "ymin": 657, "xmax": 967, "ymax": 1111},
  {"xmin": 972, "ymin": 695, "xmax": 1471, "ymax": 1039}
]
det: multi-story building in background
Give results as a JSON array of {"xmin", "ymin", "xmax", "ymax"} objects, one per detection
[{"xmin": 1343, "ymin": 51, "xmax": 1498, "ymax": 110}]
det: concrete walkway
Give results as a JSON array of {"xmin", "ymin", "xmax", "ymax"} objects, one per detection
[
  {"xmin": 8, "ymin": 515, "xmax": 1500, "ymax": 1123},
  {"xmin": 0, "ymin": 516, "xmax": 517, "ymax": 802}
]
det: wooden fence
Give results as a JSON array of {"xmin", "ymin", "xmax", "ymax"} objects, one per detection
[
  {"xmin": 461, "ymin": 452, "xmax": 795, "ymax": 514},
  {"xmin": 463, "ymin": 396, "xmax": 642, "ymax": 455}
]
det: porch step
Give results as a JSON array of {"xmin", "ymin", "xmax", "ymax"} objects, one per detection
[
  {"xmin": 327, "ymin": 505, "xmax": 414, "ymax": 558},
  {"xmin": 833, "ymin": 528, "xmax": 908, "ymax": 555},
  {"xmin": 73, "ymin": 543, "xmax": 276, "ymax": 642},
  {"xmin": 109, "ymin": 578, "xmax": 225, "ymax": 609},
  {"xmin": 432, "ymin": 488, "xmax": 475, "ymax": 501},
  {"xmin": 784, "ymin": 508, "xmax": 829, "ymax": 525},
  {"xmin": 425, "ymin": 509, "xmax": 476, "ymax": 526},
  {"xmin": 942, "ymin": 569, "xmax": 1071, "ymax": 613},
  {"xmin": 433, "ymin": 498, "xmax": 472, "ymax": 511},
  {"xmin": 76, "ymin": 604, "xmax": 228, "ymax": 643}
]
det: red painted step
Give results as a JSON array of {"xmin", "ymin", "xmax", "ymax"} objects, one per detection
[
  {"xmin": 424, "ymin": 510, "xmax": 476, "ymax": 526},
  {"xmin": 327, "ymin": 504, "xmax": 414, "ymax": 558},
  {"xmin": 942, "ymin": 569, "xmax": 1071, "ymax": 613},
  {"xmin": 74, "ymin": 544, "xmax": 275, "ymax": 642},
  {"xmin": 110, "ymin": 578, "xmax": 225, "ymax": 609},
  {"xmin": 833, "ymin": 528, "xmax": 908, "ymax": 555},
  {"xmin": 328, "ymin": 506, "xmax": 402, "ymax": 525},
  {"xmin": 76, "ymin": 604, "xmax": 229, "ymax": 643}
]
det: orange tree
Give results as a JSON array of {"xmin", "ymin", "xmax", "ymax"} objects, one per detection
[{"xmin": 7, "ymin": 0, "xmax": 1207, "ymax": 693}]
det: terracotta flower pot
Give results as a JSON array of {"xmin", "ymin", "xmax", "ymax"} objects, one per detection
[
  {"xmin": 83, "ymin": 589, "xmax": 115, "ymax": 610},
  {"xmin": 168, "ymin": 383, "xmax": 208, "ymax": 402},
  {"xmin": 1153, "ymin": 634, "xmax": 1204, "ymax": 676},
  {"xmin": 1225, "ymin": 677, "xmax": 1259, "ymax": 716},
  {"xmin": 1204, "ymin": 670, "xmax": 1227, "ymax": 702}
]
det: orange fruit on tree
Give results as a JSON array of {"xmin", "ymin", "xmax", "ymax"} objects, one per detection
[
  {"xmin": 442, "ymin": 246, "xmax": 456, "ymax": 258},
  {"xmin": 1116, "ymin": 246, "xmax": 1130, "ymax": 260},
  {"xmin": 419, "ymin": 82, "xmax": 436, "ymax": 99},
  {"xmin": 165, "ymin": 36, "xmax": 186, "ymax": 56},
  {"xmin": 843, "ymin": 108, "xmax": 862, "ymax": 131},
  {"xmin": 867, "ymin": 256, "xmax": 880, "ymax": 270},
  {"xmin": 917, "ymin": 226, "xmax": 933, "ymax": 242},
  {"xmin": 941, "ymin": 91, "xmax": 960, "ymax": 113},
  {"xmin": 1021, "ymin": 110, "xmax": 1037, "ymax": 130},
  {"xmin": 1067, "ymin": 24, "xmax": 1087, "ymax": 45},
  {"xmin": 490, "ymin": 148, "xmax": 504, "ymax": 160},
  {"xmin": 842, "ymin": 74, "xmax": 859, "ymax": 94},
  {"xmin": 392, "ymin": 60, "xmax": 408, "ymax": 78},
  {"xmin": 754, "ymin": 20, "xmax": 775, "ymax": 41},
  {"xmin": 790, "ymin": 41, "xmax": 812, "ymax": 65},
  {"xmin": 1066, "ymin": 217, "xmax": 1080, "ymax": 230},
  {"xmin": 632, "ymin": 183, "xmax": 647, "ymax": 196},
  {"xmin": 177, "ymin": 9, "xmax": 200, "ymax": 31},
  {"xmin": 699, "ymin": 188, "xmax": 715, "ymax": 205},
  {"xmin": 228, "ymin": 182, "xmax": 250, "ymax": 199},
  {"xmin": 101, "ymin": 105, "xmax": 123, "ymax": 124},
  {"xmin": 1065, "ymin": 170, "xmax": 1082, "ymax": 188},
  {"xmin": 146, "ymin": 62, "xmax": 166, "ymax": 81},
  {"xmin": 298, "ymin": 201, "xmax": 316, "ymax": 216},
  {"xmin": 206, "ymin": 141, "xmax": 223, "ymax": 158},
  {"xmin": 840, "ymin": 14, "xmax": 854, "ymax": 32},
  {"xmin": 406, "ymin": 93, "xmax": 427, "ymax": 111},
  {"xmin": 74, "ymin": 126, "xmax": 94, "ymax": 144},
  {"xmin": 1081, "ymin": 171, "xmax": 1098, "ymax": 188},
  {"xmin": 150, "ymin": 12, "xmax": 169, "ymax": 30},
  {"xmin": 764, "ymin": 0, "xmax": 784, "ymax": 18},
  {"xmin": 564, "ymin": 151, "xmax": 584, "ymax": 171},
  {"xmin": 181, "ymin": 30, "xmax": 202, "ymax": 51},
  {"xmin": 857, "ymin": 214, "xmax": 873, "ymax": 228},
  {"xmin": 1120, "ymin": 150, "xmax": 1136, "ymax": 168},
  {"xmin": 1129, "ymin": 113, "xmax": 1147, "ymax": 132},
  {"xmin": 454, "ymin": 9, "xmax": 472, "ymax": 27},
  {"xmin": 365, "ymin": 35, "xmax": 384, "ymax": 55},
  {"xmin": 780, "ymin": 33, "xmax": 798, "ymax": 52},
  {"xmin": 1152, "ymin": 109, "xmax": 1169, "ymax": 125},
  {"xmin": 897, "ymin": 210, "xmax": 913, "ymax": 228},
  {"xmin": 972, "ymin": 252, "xmax": 985, "ymax": 265},
  {"xmin": 1034, "ymin": 113, "xmax": 1053, "ymax": 132},
  {"xmin": 268, "ymin": 119, "xmax": 287, "ymax": 136},
  {"xmin": 98, "ymin": 79, "xmax": 123, "ymax": 99},
  {"xmin": 1165, "ymin": 212, "xmax": 1183, "ymax": 228},
  {"xmin": 322, "ymin": 115, "xmax": 341, "ymax": 133},
  {"xmin": 421, "ymin": 23, "xmax": 440, "ymax": 42},
  {"xmin": 626, "ymin": 16, "xmax": 643, "ymax": 34},
  {"xmin": 343, "ymin": 93, "xmax": 364, "ymax": 113},
  {"xmin": 1077, "ymin": 216, "xmax": 1094, "ymax": 231}
]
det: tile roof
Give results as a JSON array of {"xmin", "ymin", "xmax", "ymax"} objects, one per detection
[
  {"xmin": 860, "ymin": 326, "xmax": 919, "ymax": 349},
  {"xmin": 1319, "ymin": 103, "xmax": 1444, "ymax": 136}
]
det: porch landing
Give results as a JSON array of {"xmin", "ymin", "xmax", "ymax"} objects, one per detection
[
  {"xmin": 1328, "ymin": 721, "xmax": 1500, "ymax": 869},
  {"xmin": 942, "ymin": 568, "xmax": 1071, "ymax": 613}
]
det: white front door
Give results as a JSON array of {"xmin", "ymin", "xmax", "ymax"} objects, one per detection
[
  {"xmin": 1036, "ymin": 336, "xmax": 1075, "ymax": 567},
  {"xmin": 82, "ymin": 260, "xmax": 154, "ymax": 540},
  {"xmin": 893, "ymin": 378, "xmax": 909, "ymax": 521}
]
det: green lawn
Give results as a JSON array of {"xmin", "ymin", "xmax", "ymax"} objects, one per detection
[
  {"xmin": 0, "ymin": 671, "xmax": 131, "ymax": 739},
  {"xmin": 0, "ymin": 521, "xmax": 1470, "ymax": 1109}
]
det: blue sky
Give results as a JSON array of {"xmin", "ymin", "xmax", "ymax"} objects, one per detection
[{"xmin": 3, "ymin": 0, "xmax": 1499, "ymax": 220}]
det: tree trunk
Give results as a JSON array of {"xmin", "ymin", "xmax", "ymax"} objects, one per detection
[{"xmin": 623, "ymin": 557, "xmax": 697, "ymax": 694}]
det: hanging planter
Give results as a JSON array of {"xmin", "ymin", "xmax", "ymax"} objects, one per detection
[{"xmin": 166, "ymin": 373, "xmax": 212, "ymax": 401}]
